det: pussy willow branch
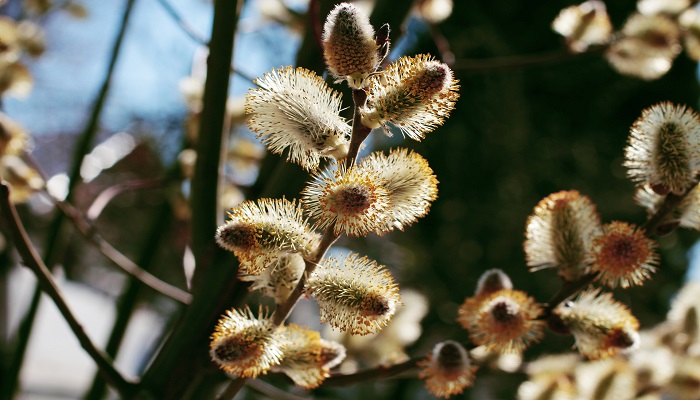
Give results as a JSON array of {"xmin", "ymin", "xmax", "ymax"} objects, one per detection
[
  {"xmin": 273, "ymin": 86, "xmax": 372, "ymax": 326},
  {"xmin": 543, "ymin": 183, "xmax": 696, "ymax": 315},
  {"xmin": 224, "ymin": 84, "xmax": 373, "ymax": 399},
  {"xmin": 0, "ymin": 182, "xmax": 138, "ymax": 397},
  {"xmin": 345, "ymin": 88, "xmax": 372, "ymax": 169},
  {"xmin": 271, "ymin": 229, "xmax": 340, "ymax": 327}
]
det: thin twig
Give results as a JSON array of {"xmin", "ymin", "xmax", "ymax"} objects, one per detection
[
  {"xmin": 0, "ymin": 182, "xmax": 138, "ymax": 398},
  {"xmin": 428, "ymin": 24, "xmax": 454, "ymax": 66},
  {"xmin": 86, "ymin": 178, "xmax": 165, "ymax": 221},
  {"xmin": 245, "ymin": 379, "xmax": 310, "ymax": 400},
  {"xmin": 153, "ymin": 0, "xmax": 256, "ymax": 85},
  {"xmin": 155, "ymin": 0, "xmax": 208, "ymax": 44},
  {"xmin": 216, "ymin": 377, "xmax": 247, "ymax": 400},
  {"xmin": 4, "ymin": 1, "xmax": 138, "ymax": 396},
  {"xmin": 51, "ymin": 196, "xmax": 192, "ymax": 304},
  {"xmin": 272, "ymin": 229, "xmax": 340, "ymax": 326},
  {"xmin": 324, "ymin": 356, "xmax": 422, "ymax": 386}
]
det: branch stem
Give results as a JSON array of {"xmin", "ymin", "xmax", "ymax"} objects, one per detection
[{"xmin": 0, "ymin": 183, "xmax": 137, "ymax": 397}]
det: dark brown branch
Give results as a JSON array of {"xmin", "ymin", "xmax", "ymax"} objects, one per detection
[
  {"xmin": 86, "ymin": 178, "xmax": 165, "ymax": 221},
  {"xmin": 0, "ymin": 182, "xmax": 138, "ymax": 397},
  {"xmin": 51, "ymin": 195, "xmax": 192, "ymax": 304},
  {"xmin": 246, "ymin": 379, "xmax": 310, "ymax": 400},
  {"xmin": 324, "ymin": 356, "xmax": 422, "ymax": 386},
  {"xmin": 216, "ymin": 377, "xmax": 247, "ymax": 400},
  {"xmin": 272, "ymin": 229, "xmax": 339, "ymax": 326},
  {"xmin": 345, "ymin": 88, "xmax": 372, "ymax": 169}
]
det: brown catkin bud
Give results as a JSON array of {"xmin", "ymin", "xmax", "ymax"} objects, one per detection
[
  {"xmin": 475, "ymin": 269, "xmax": 513, "ymax": 296},
  {"xmin": 418, "ymin": 340, "xmax": 477, "ymax": 398},
  {"xmin": 322, "ymin": 3, "xmax": 379, "ymax": 89}
]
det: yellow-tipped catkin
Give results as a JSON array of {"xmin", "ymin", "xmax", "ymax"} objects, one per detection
[
  {"xmin": 215, "ymin": 198, "xmax": 319, "ymax": 274},
  {"xmin": 273, "ymin": 324, "xmax": 347, "ymax": 389},
  {"xmin": 589, "ymin": 221, "xmax": 658, "ymax": 288},
  {"xmin": 302, "ymin": 164, "xmax": 393, "ymax": 237},
  {"xmin": 475, "ymin": 268, "xmax": 513, "ymax": 296},
  {"xmin": 418, "ymin": 340, "xmax": 477, "ymax": 398},
  {"xmin": 246, "ymin": 66, "xmax": 350, "ymax": 171},
  {"xmin": 305, "ymin": 252, "xmax": 400, "ymax": 335},
  {"xmin": 360, "ymin": 148, "xmax": 438, "ymax": 231},
  {"xmin": 524, "ymin": 190, "xmax": 601, "ymax": 281},
  {"xmin": 605, "ymin": 14, "xmax": 681, "ymax": 80},
  {"xmin": 361, "ymin": 54, "xmax": 459, "ymax": 141},
  {"xmin": 0, "ymin": 112, "xmax": 28, "ymax": 157},
  {"xmin": 322, "ymin": 2, "xmax": 379, "ymax": 89},
  {"xmin": 238, "ymin": 253, "xmax": 306, "ymax": 305},
  {"xmin": 209, "ymin": 306, "xmax": 284, "ymax": 378},
  {"xmin": 457, "ymin": 289, "xmax": 544, "ymax": 354},
  {"xmin": 624, "ymin": 102, "xmax": 700, "ymax": 195},
  {"xmin": 556, "ymin": 290, "xmax": 640, "ymax": 360}
]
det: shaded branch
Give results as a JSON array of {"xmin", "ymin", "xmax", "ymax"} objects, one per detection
[
  {"xmin": 216, "ymin": 377, "xmax": 247, "ymax": 400},
  {"xmin": 86, "ymin": 178, "xmax": 165, "ymax": 221},
  {"xmin": 0, "ymin": 182, "xmax": 138, "ymax": 397},
  {"xmin": 4, "ymin": 1, "xmax": 138, "ymax": 397},
  {"xmin": 324, "ymin": 356, "xmax": 422, "ymax": 386},
  {"xmin": 50, "ymin": 194, "xmax": 192, "ymax": 304},
  {"xmin": 154, "ymin": 0, "xmax": 256, "ymax": 84},
  {"xmin": 245, "ymin": 379, "xmax": 310, "ymax": 400}
]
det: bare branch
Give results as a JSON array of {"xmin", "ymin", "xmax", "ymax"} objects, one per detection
[{"xmin": 0, "ymin": 182, "xmax": 138, "ymax": 398}]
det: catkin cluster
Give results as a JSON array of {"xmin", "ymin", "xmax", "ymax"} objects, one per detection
[{"xmin": 209, "ymin": 2, "xmax": 459, "ymax": 391}]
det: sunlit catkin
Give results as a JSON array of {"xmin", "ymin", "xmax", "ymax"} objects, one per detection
[
  {"xmin": 605, "ymin": 14, "xmax": 681, "ymax": 80},
  {"xmin": 302, "ymin": 164, "xmax": 393, "ymax": 236},
  {"xmin": 215, "ymin": 198, "xmax": 319, "ymax": 274},
  {"xmin": 273, "ymin": 324, "xmax": 346, "ymax": 389},
  {"xmin": 589, "ymin": 221, "xmax": 658, "ymax": 288},
  {"xmin": 624, "ymin": 102, "xmax": 700, "ymax": 195},
  {"xmin": 458, "ymin": 289, "xmax": 544, "ymax": 354},
  {"xmin": 361, "ymin": 54, "xmax": 459, "ymax": 141},
  {"xmin": 209, "ymin": 307, "xmax": 284, "ymax": 378},
  {"xmin": 305, "ymin": 253, "xmax": 400, "ymax": 335},
  {"xmin": 246, "ymin": 66, "xmax": 350, "ymax": 171},
  {"xmin": 524, "ymin": 190, "xmax": 601, "ymax": 281},
  {"xmin": 418, "ymin": 340, "xmax": 477, "ymax": 398},
  {"xmin": 360, "ymin": 148, "xmax": 438, "ymax": 231},
  {"xmin": 556, "ymin": 290, "xmax": 640, "ymax": 360},
  {"xmin": 322, "ymin": 2, "xmax": 379, "ymax": 89}
]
